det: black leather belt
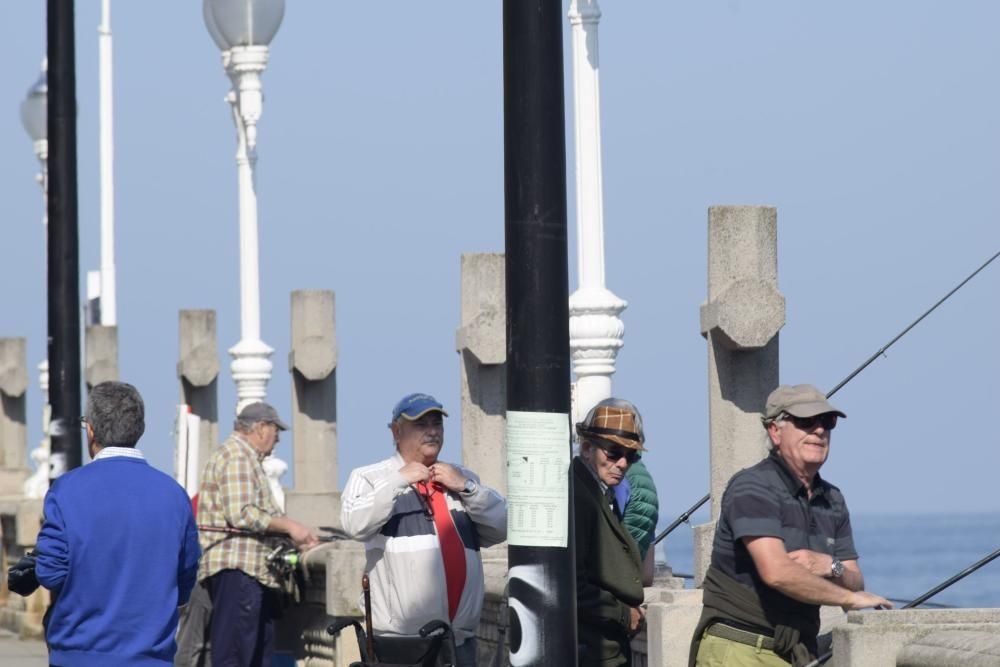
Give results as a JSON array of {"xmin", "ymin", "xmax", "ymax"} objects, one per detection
[{"xmin": 705, "ymin": 622, "xmax": 776, "ymax": 651}]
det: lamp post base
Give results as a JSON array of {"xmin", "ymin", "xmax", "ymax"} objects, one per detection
[
  {"xmin": 229, "ymin": 338, "xmax": 274, "ymax": 413},
  {"xmin": 569, "ymin": 286, "xmax": 627, "ymax": 425}
]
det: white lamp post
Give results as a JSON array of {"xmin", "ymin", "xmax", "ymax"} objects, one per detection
[
  {"xmin": 567, "ymin": 0, "xmax": 627, "ymax": 427},
  {"xmin": 97, "ymin": 0, "xmax": 117, "ymax": 326},
  {"xmin": 21, "ymin": 61, "xmax": 52, "ymax": 498},
  {"xmin": 204, "ymin": 0, "xmax": 285, "ymax": 413}
]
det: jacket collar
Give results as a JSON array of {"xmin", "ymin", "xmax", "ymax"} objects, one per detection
[{"xmin": 574, "ymin": 457, "xmax": 629, "ymax": 540}]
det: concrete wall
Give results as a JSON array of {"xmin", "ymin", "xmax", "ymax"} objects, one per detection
[{"xmin": 831, "ymin": 608, "xmax": 1000, "ymax": 667}]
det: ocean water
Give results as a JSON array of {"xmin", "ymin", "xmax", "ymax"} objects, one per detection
[{"xmin": 658, "ymin": 512, "xmax": 1000, "ymax": 609}]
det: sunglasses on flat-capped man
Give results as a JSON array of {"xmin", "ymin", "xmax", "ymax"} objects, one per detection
[{"xmin": 596, "ymin": 442, "xmax": 641, "ymax": 464}]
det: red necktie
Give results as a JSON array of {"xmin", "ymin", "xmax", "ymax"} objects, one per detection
[{"xmin": 416, "ymin": 482, "xmax": 467, "ymax": 621}]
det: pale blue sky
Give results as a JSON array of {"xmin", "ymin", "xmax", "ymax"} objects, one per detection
[{"xmin": 1, "ymin": 2, "xmax": 997, "ymax": 520}]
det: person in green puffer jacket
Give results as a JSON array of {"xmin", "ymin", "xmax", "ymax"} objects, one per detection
[
  {"xmin": 622, "ymin": 460, "xmax": 659, "ymax": 561},
  {"xmin": 616, "ymin": 460, "xmax": 660, "ymax": 586}
]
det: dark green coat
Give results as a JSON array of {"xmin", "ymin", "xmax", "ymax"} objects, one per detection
[{"xmin": 573, "ymin": 457, "xmax": 644, "ymax": 666}]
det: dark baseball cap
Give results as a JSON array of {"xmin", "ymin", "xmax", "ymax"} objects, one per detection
[
  {"xmin": 238, "ymin": 402, "xmax": 289, "ymax": 430},
  {"xmin": 391, "ymin": 393, "xmax": 448, "ymax": 422}
]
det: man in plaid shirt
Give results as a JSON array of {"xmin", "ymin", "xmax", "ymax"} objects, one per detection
[{"xmin": 196, "ymin": 402, "xmax": 319, "ymax": 667}]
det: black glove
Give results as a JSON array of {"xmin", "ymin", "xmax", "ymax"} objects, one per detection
[{"xmin": 7, "ymin": 551, "xmax": 40, "ymax": 596}]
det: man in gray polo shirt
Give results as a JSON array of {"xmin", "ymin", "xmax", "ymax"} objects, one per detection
[{"xmin": 691, "ymin": 384, "xmax": 892, "ymax": 667}]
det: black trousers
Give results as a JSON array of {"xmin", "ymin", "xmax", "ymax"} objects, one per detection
[{"xmin": 205, "ymin": 569, "xmax": 275, "ymax": 667}]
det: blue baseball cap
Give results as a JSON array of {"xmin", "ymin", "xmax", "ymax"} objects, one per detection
[{"xmin": 391, "ymin": 393, "xmax": 448, "ymax": 422}]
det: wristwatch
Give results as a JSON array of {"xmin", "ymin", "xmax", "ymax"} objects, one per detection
[
  {"xmin": 462, "ymin": 479, "xmax": 478, "ymax": 495},
  {"xmin": 830, "ymin": 558, "xmax": 845, "ymax": 578}
]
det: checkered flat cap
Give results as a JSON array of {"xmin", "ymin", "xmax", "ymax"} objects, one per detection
[{"xmin": 576, "ymin": 399, "xmax": 646, "ymax": 451}]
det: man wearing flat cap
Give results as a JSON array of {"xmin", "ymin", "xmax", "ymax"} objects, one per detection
[
  {"xmin": 691, "ymin": 385, "xmax": 892, "ymax": 667},
  {"xmin": 341, "ymin": 393, "xmax": 507, "ymax": 666},
  {"xmin": 574, "ymin": 398, "xmax": 648, "ymax": 666},
  {"xmin": 196, "ymin": 402, "xmax": 320, "ymax": 667}
]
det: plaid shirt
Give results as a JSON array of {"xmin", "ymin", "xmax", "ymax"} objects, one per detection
[{"xmin": 197, "ymin": 434, "xmax": 283, "ymax": 587}]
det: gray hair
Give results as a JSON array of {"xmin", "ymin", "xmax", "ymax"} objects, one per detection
[
  {"xmin": 763, "ymin": 413, "xmax": 788, "ymax": 450},
  {"xmin": 763, "ymin": 413, "xmax": 789, "ymax": 429},
  {"xmin": 234, "ymin": 417, "xmax": 258, "ymax": 433},
  {"xmin": 85, "ymin": 382, "xmax": 145, "ymax": 448}
]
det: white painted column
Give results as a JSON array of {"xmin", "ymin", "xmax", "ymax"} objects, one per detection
[
  {"xmin": 567, "ymin": 0, "xmax": 627, "ymax": 426},
  {"xmin": 21, "ymin": 61, "xmax": 51, "ymax": 498},
  {"xmin": 98, "ymin": 0, "xmax": 117, "ymax": 326},
  {"xmin": 225, "ymin": 46, "xmax": 274, "ymax": 413},
  {"xmin": 29, "ymin": 150, "xmax": 50, "ymax": 496},
  {"xmin": 25, "ymin": 360, "xmax": 51, "ymax": 499}
]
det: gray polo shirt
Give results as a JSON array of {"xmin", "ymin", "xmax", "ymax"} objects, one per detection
[{"xmin": 711, "ymin": 450, "xmax": 859, "ymax": 599}]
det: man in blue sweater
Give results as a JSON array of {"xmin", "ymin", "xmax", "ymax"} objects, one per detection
[{"xmin": 35, "ymin": 381, "xmax": 201, "ymax": 667}]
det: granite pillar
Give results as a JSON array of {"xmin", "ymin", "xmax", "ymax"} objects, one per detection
[
  {"xmin": 693, "ymin": 206, "xmax": 785, "ymax": 583},
  {"xmin": 84, "ymin": 325, "xmax": 119, "ymax": 392},
  {"xmin": 455, "ymin": 253, "xmax": 507, "ymax": 495},
  {"xmin": 0, "ymin": 339, "xmax": 29, "ymax": 495},
  {"xmin": 178, "ymin": 310, "xmax": 220, "ymax": 490},
  {"xmin": 284, "ymin": 290, "xmax": 339, "ymax": 529}
]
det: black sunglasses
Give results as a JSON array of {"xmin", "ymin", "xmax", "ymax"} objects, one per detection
[
  {"xmin": 596, "ymin": 442, "xmax": 641, "ymax": 464},
  {"xmin": 783, "ymin": 413, "xmax": 838, "ymax": 432}
]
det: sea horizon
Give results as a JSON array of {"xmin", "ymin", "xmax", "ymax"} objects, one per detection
[{"xmin": 658, "ymin": 510, "xmax": 1000, "ymax": 609}]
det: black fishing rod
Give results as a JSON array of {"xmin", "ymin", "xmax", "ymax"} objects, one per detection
[
  {"xmin": 805, "ymin": 544, "xmax": 1000, "ymax": 667},
  {"xmin": 199, "ymin": 525, "xmax": 348, "ymax": 580},
  {"xmin": 197, "ymin": 525, "xmax": 347, "ymax": 542},
  {"xmin": 658, "ymin": 250, "xmax": 1000, "ymax": 544},
  {"xmin": 886, "ymin": 598, "xmax": 952, "ymax": 609},
  {"xmin": 653, "ymin": 493, "xmax": 709, "ymax": 545},
  {"xmin": 826, "ymin": 249, "xmax": 1000, "ymax": 398},
  {"xmin": 904, "ymin": 545, "xmax": 1000, "ymax": 609}
]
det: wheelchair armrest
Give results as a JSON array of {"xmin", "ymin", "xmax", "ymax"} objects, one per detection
[
  {"xmin": 418, "ymin": 619, "xmax": 451, "ymax": 639},
  {"xmin": 326, "ymin": 616, "xmax": 363, "ymax": 636}
]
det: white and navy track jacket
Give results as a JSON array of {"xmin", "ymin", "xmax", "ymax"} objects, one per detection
[{"xmin": 340, "ymin": 453, "xmax": 507, "ymax": 645}]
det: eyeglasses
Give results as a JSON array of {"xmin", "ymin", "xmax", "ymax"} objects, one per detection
[
  {"xmin": 78, "ymin": 417, "xmax": 88, "ymax": 429},
  {"xmin": 782, "ymin": 413, "xmax": 838, "ymax": 432},
  {"xmin": 596, "ymin": 442, "xmax": 641, "ymax": 465}
]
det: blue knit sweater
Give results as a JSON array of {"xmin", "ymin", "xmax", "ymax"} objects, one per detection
[{"xmin": 35, "ymin": 454, "xmax": 201, "ymax": 667}]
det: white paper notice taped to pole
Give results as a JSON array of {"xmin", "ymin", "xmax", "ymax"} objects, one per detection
[{"xmin": 506, "ymin": 410, "xmax": 570, "ymax": 547}]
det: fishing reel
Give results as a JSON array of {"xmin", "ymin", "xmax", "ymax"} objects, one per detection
[
  {"xmin": 264, "ymin": 527, "xmax": 348, "ymax": 601},
  {"xmin": 265, "ymin": 541, "xmax": 301, "ymax": 579}
]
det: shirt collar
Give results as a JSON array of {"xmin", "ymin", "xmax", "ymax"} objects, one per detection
[
  {"xmin": 93, "ymin": 446, "xmax": 145, "ymax": 461},
  {"xmin": 233, "ymin": 434, "xmax": 268, "ymax": 463},
  {"xmin": 767, "ymin": 449, "xmax": 826, "ymax": 499}
]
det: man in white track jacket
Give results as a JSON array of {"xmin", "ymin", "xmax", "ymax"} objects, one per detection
[{"xmin": 341, "ymin": 393, "xmax": 507, "ymax": 667}]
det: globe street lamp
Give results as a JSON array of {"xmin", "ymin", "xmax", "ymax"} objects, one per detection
[
  {"xmin": 21, "ymin": 62, "xmax": 48, "ymax": 230},
  {"xmin": 20, "ymin": 60, "xmax": 51, "ymax": 498},
  {"xmin": 204, "ymin": 0, "xmax": 285, "ymax": 412}
]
